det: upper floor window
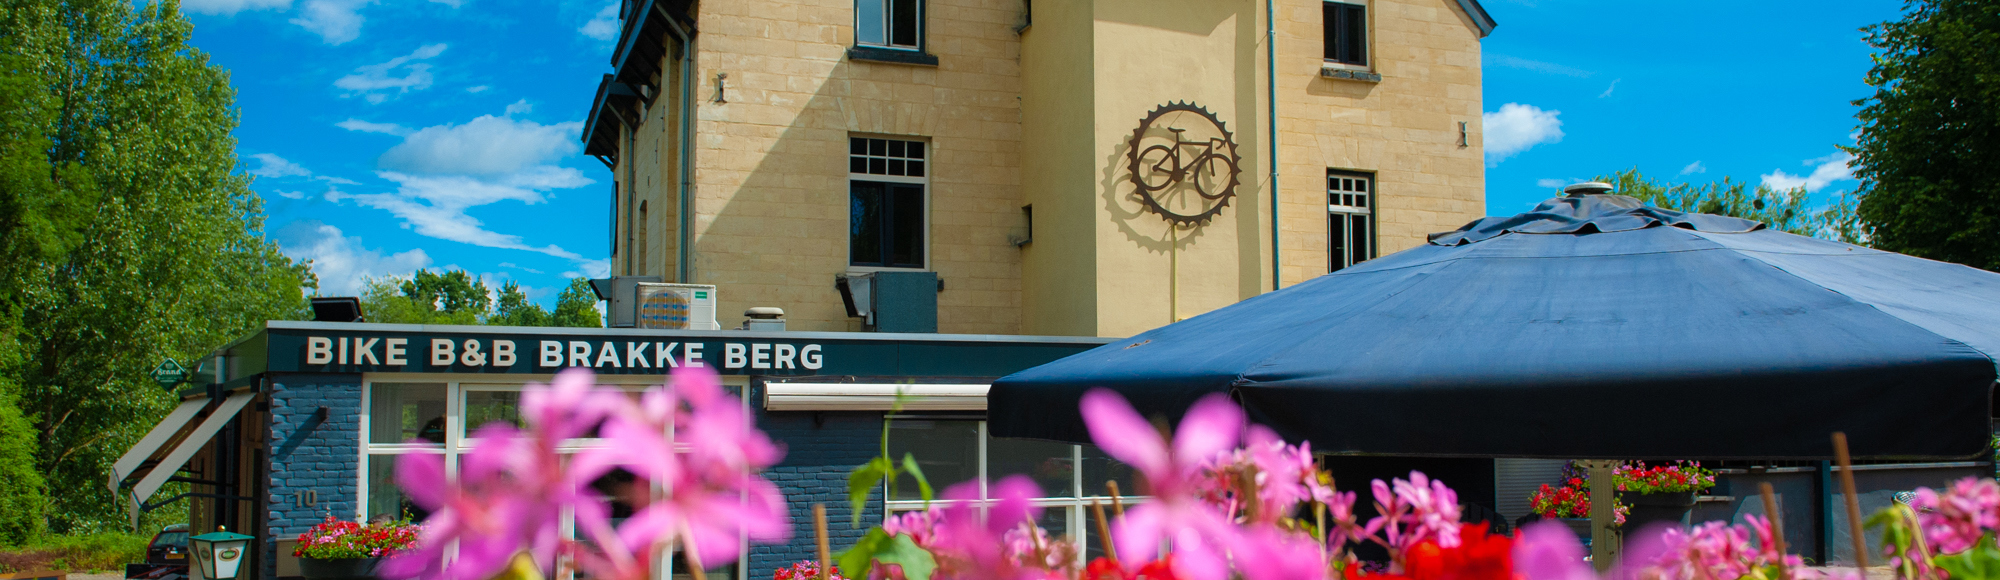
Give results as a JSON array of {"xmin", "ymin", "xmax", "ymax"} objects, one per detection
[
  {"xmin": 850, "ymin": 137, "xmax": 928, "ymax": 269},
  {"xmin": 1323, "ymin": 1, "xmax": 1368, "ymax": 67},
  {"xmin": 857, "ymin": 0, "xmax": 923, "ymax": 50},
  {"xmin": 1328, "ymin": 170, "xmax": 1374, "ymax": 273}
]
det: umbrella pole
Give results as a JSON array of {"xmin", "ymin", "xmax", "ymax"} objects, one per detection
[{"xmin": 1585, "ymin": 460, "xmax": 1621, "ymax": 572}]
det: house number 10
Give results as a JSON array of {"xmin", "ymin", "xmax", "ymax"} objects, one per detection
[{"xmin": 294, "ymin": 489, "xmax": 318, "ymax": 508}]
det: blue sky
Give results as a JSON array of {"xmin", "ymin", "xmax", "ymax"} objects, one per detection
[{"xmin": 186, "ymin": 0, "xmax": 1900, "ymax": 307}]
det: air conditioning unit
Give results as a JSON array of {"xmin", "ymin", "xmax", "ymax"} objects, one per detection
[{"xmin": 635, "ymin": 283, "xmax": 719, "ymax": 330}]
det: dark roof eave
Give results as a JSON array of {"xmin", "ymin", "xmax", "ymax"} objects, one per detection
[{"xmin": 1455, "ymin": 0, "xmax": 1498, "ymax": 37}]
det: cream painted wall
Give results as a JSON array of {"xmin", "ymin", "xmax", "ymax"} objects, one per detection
[{"xmin": 1018, "ymin": 0, "xmax": 1098, "ymax": 337}]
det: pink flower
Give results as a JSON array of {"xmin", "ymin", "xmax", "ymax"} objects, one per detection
[
  {"xmin": 1511, "ymin": 520, "xmax": 1593, "ymax": 580},
  {"xmin": 1080, "ymin": 389, "xmax": 1244, "ymax": 580},
  {"xmin": 1910, "ymin": 477, "xmax": 2000, "ymax": 555}
]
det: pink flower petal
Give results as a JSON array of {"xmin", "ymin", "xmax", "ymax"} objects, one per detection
[
  {"xmin": 1171, "ymin": 394, "xmax": 1243, "ymax": 466},
  {"xmin": 1080, "ymin": 389, "xmax": 1170, "ymax": 478}
]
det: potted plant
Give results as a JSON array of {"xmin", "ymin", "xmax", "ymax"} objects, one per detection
[
  {"xmin": 294, "ymin": 516, "xmax": 419, "ymax": 580},
  {"xmin": 1530, "ymin": 477, "xmax": 1616, "ymax": 541},
  {"xmin": 1613, "ymin": 461, "xmax": 1715, "ymax": 531}
]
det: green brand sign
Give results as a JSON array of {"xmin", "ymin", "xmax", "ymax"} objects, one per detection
[{"xmin": 151, "ymin": 358, "xmax": 188, "ymax": 390}]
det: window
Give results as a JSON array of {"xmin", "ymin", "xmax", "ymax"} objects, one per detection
[
  {"xmin": 358, "ymin": 375, "xmax": 750, "ymax": 580},
  {"xmin": 850, "ymin": 137, "xmax": 928, "ymax": 269},
  {"xmin": 1328, "ymin": 170, "xmax": 1374, "ymax": 272},
  {"xmin": 1323, "ymin": 1, "xmax": 1367, "ymax": 67},
  {"xmin": 856, "ymin": 0, "xmax": 922, "ymax": 50},
  {"xmin": 886, "ymin": 419, "xmax": 1140, "ymax": 561}
]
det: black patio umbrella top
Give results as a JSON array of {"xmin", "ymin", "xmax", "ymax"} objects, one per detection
[{"xmin": 989, "ymin": 193, "xmax": 2000, "ymax": 460}]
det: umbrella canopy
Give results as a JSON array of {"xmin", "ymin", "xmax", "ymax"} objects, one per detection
[{"xmin": 989, "ymin": 193, "xmax": 2000, "ymax": 460}]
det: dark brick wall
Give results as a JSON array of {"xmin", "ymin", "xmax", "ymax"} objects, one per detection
[
  {"xmin": 264, "ymin": 376, "xmax": 363, "ymax": 579},
  {"xmin": 748, "ymin": 404, "xmax": 886, "ymax": 580}
]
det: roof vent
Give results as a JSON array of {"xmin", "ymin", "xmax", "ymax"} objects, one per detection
[
  {"xmin": 310, "ymin": 297, "xmax": 364, "ymax": 322},
  {"xmin": 742, "ymin": 307, "xmax": 786, "ymax": 331},
  {"xmin": 1563, "ymin": 182, "xmax": 1614, "ymax": 197}
]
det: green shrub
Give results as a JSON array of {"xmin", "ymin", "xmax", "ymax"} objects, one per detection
[{"xmin": 0, "ymin": 532, "xmax": 151, "ymax": 573}]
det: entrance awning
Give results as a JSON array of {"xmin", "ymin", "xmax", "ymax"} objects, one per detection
[
  {"xmin": 114, "ymin": 391, "xmax": 257, "ymax": 525},
  {"xmin": 107, "ymin": 398, "xmax": 208, "ymax": 493}
]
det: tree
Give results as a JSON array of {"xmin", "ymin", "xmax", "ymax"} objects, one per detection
[
  {"xmin": 358, "ymin": 271, "xmax": 600, "ymax": 328},
  {"xmin": 487, "ymin": 281, "xmax": 552, "ymax": 327},
  {"xmin": 1, "ymin": 0, "xmax": 315, "ymax": 531},
  {"xmin": 1587, "ymin": 168, "xmax": 1861, "ymax": 243},
  {"xmin": 358, "ymin": 269, "xmax": 486, "ymax": 325},
  {"xmin": 1849, "ymin": 0, "xmax": 2000, "ymax": 270},
  {"xmin": 551, "ymin": 278, "xmax": 604, "ymax": 328}
]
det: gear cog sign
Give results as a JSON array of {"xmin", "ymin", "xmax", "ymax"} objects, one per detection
[{"xmin": 1125, "ymin": 102, "xmax": 1242, "ymax": 226}]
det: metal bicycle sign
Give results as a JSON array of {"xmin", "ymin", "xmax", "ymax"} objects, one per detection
[{"xmin": 1125, "ymin": 102, "xmax": 1242, "ymax": 226}]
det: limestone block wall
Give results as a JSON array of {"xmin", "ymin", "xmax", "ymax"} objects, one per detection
[
  {"xmin": 263, "ymin": 376, "xmax": 363, "ymax": 579},
  {"xmin": 681, "ymin": 0, "xmax": 1028, "ymax": 335},
  {"xmin": 1273, "ymin": 0, "xmax": 1486, "ymax": 286}
]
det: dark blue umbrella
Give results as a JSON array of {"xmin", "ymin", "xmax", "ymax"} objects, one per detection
[{"xmin": 989, "ymin": 192, "xmax": 2000, "ymax": 459}]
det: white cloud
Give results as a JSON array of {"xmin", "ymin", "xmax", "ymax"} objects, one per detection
[
  {"xmin": 335, "ymin": 44, "xmax": 448, "ymax": 103},
  {"xmin": 180, "ymin": 0, "xmax": 289, "ymax": 16},
  {"xmin": 1535, "ymin": 178, "xmax": 1566, "ymax": 188},
  {"xmin": 1482, "ymin": 103, "xmax": 1564, "ymax": 165},
  {"xmin": 560, "ymin": 259, "xmax": 611, "ymax": 280},
  {"xmin": 291, "ymin": 0, "xmax": 372, "ymax": 44},
  {"xmin": 580, "ymin": 2, "xmax": 620, "ymax": 41},
  {"xmin": 466, "ymin": 85, "xmax": 491, "ymax": 94},
  {"xmin": 1488, "ymin": 55, "xmax": 1593, "ymax": 78},
  {"xmin": 1761, "ymin": 151, "xmax": 1855, "ymax": 193},
  {"xmin": 275, "ymin": 190, "xmax": 308, "ymax": 199},
  {"xmin": 275, "ymin": 220, "xmax": 432, "ymax": 295},
  {"xmin": 505, "ymin": 99, "xmax": 533, "ymax": 115},
  {"xmin": 345, "ymin": 172, "xmax": 588, "ymax": 260},
  {"xmin": 249, "ymin": 153, "xmax": 313, "ymax": 178},
  {"xmin": 337, "ymin": 118, "xmax": 414, "ymax": 136},
  {"xmin": 498, "ymin": 262, "xmax": 545, "ymax": 274},
  {"xmin": 378, "ymin": 115, "xmax": 583, "ymax": 176},
  {"xmin": 1680, "ymin": 161, "xmax": 1707, "ymax": 176},
  {"xmin": 1598, "ymin": 79, "xmax": 1620, "ymax": 98}
]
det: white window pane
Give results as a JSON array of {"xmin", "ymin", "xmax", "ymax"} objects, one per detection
[
  {"xmin": 369, "ymin": 383, "xmax": 447, "ymax": 445},
  {"xmin": 989, "ymin": 436, "xmax": 1076, "ymax": 498}
]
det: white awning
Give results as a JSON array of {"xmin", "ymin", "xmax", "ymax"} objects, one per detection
[
  {"xmin": 764, "ymin": 383, "xmax": 988, "ymax": 411},
  {"xmin": 107, "ymin": 398, "xmax": 209, "ymax": 493},
  {"xmin": 126, "ymin": 391, "xmax": 256, "ymax": 525}
]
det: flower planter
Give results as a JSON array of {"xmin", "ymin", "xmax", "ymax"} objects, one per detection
[
  {"xmin": 298, "ymin": 557, "xmax": 380, "ymax": 580},
  {"xmin": 1618, "ymin": 490, "xmax": 1697, "ymax": 531}
]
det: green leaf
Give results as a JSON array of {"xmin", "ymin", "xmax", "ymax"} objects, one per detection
[
  {"xmin": 847, "ymin": 457, "xmax": 893, "ymax": 526},
  {"xmin": 836, "ymin": 529, "xmax": 937, "ymax": 580},
  {"xmin": 1935, "ymin": 541, "xmax": 2000, "ymax": 580},
  {"xmin": 901, "ymin": 453, "xmax": 933, "ymax": 503}
]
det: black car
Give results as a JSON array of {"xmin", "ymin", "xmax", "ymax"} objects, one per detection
[{"xmin": 145, "ymin": 524, "xmax": 189, "ymax": 565}]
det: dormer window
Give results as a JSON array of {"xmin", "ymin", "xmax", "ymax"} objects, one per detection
[
  {"xmin": 1323, "ymin": 1, "xmax": 1368, "ymax": 67},
  {"xmin": 857, "ymin": 0, "xmax": 922, "ymax": 50}
]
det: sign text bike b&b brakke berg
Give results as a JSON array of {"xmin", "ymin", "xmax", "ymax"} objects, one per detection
[{"xmin": 281, "ymin": 332, "xmax": 822, "ymax": 374}]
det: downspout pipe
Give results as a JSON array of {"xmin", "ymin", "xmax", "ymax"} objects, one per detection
[
  {"xmin": 623, "ymin": 114, "xmax": 637, "ymax": 276},
  {"xmin": 1265, "ymin": 0, "xmax": 1281, "ymax": 291},
  {"xmin": 661, "ymin": 12, "xmax": 695, "ymax": 284}
]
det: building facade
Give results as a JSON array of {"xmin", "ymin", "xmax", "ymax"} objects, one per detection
[{"xmin": 583, "ymin": 0, "xmax": 1493, "ymax": 337}]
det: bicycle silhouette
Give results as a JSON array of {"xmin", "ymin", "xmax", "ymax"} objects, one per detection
[{"xmin": 1126, "ymin": 103, "xmax": 1241, "ymax": 226}]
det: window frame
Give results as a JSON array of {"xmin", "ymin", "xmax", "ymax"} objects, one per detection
[
  {"xmin": 855, "ymin": 0, "xmax": 926, "ymax": 52},
  {"xmin": 1327, "ymin": 169, "xmax": 1376, "ymax": 273},
  {"xmin": 1322, "ymin": 0, "xmax": 1370, "ymax": 70},
  {"xmin": 882, "ymin": 417, "xmax": 1143, "ymax": 562},
  {"xmin": 847, "ymin": 135, "xmax": 932, "ymax": 272}
]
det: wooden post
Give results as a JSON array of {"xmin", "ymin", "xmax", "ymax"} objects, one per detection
[
  {"xmin": 1092, "ymin": 499, "xmax": 1120, "ymax": 566},
  {"xmin": 1106, "ymin": 481, "xmax": 1125, "ymax": 517},
  {"xmin": 814, "ymin": 504, "xmax": 832, "ymax": 580},
  {"xmin": 1760, "ymin": 482, "xmax": 1791, "ymax": 580},
  {"xmin": 1585, "ymin": 460, "xmax": 1620, "ymax": 572},
  {"xmin": 1834, "ymin": 432, "xmax": 1869, "ymax": 569}
]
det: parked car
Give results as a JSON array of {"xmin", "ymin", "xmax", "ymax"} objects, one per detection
[
  {"xmin": 146, "ymin": 523, "xmax": 189, "ymax": 564},
  {"xmin": 125, "ymin": 524, "xmax": 189, "ymax": 580}
]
